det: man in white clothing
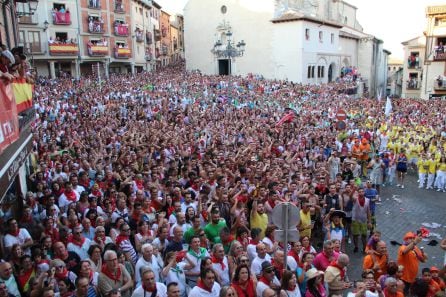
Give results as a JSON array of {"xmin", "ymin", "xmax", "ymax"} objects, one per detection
[
  {"xmin": 210, "ymin": 244, "xmax": 230, "ymax": 286},
  {"xmin": 250, "ymin": 242, "xmax": 271, "ymax": 278},
  {"xmin": 3, "ymin": 218, "xmax": 33, "ymax": 255},
  {"xmin": 189, "ymin": 268, "xmax": 221, "ymax": 297},
  {"xmin": 135, "ymin": 243, "xmax": 163, "ymax": 285},
  {"xmin": 132, "ymin": 268, "xmax": 167, "ymax": 297}
]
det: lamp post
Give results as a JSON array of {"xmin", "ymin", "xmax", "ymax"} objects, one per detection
[{"xmin": 211, "ymin": 30, "xmax": 246, "ymax": 75}]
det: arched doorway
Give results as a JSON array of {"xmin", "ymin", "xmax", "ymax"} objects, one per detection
[{"xmin": 328, "ymin": 63, "xmax": 336, "ymax": 83}]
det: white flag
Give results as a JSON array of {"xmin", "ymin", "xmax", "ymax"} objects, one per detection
[
  {"xmin": 385, "ymin": 96, "xmax": 392, "ymax": 117},
  {"xmin": 377, "ymin": 89, "xmax": 382, "ymax": 101}
]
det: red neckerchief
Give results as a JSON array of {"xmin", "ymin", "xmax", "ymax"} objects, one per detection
[
  {"xmin": 91, "ymin": 189, "xmax": 102, "ymax": 198},
  {"xmin": 288, "ymin": 249, "xmax": 300, "ymax": 264},
  {"xmin": 94, "ymin": 235, "xmax": 105, "ymax": 245},
  {"xmin": 249, "ymin": 239, "xmax": 259, "ymax": 245},
  {"xmin": 328, "ymin": 260, "xmax": 345, "ymax": 279},
  {"xmin": 21, "ymin": 215, "xmax": 33, "ymax": 224},
  {"xmin": 268, "ymin": 198, "xmax": 276, "ymax": 208},
  {"xmin": 358, "ymin": 196, "xmax": 365, "ymax": 207},
  {"xmin": 222, "ymin": 235, "xmax": 235, "ymax": 245},
  {"xmin": 233, "ymin": 279, "xmax": 255, "ymax": 297},
  {"xmin": 68, "ymin": 235, "xmax": 86, "ymax": 247},
  {"xmin": 211, "ymin": 255, "xmax": 226, "ymax": 270},
  {"xmin": 101, "ymin": 264, "xmax": 121, "ymax": 283},
  {"xmin": 18, "ymin": 267, "xmax": 35, "ymax": 288},
  {"xmin": 115, "ymin": 234, "xmax": 128, "ymax": 247},
  {"xmin": 259, "ymin": 276, "xmax": 270, "ymax": 286},
  {"xmin": 54, "ymin": 187, "xmax": 65, "ymax": 198},
  {"xmin": 288, "ymin": 284, "xmax": 297, "ymax": 291},
  {"xmin": 197, "ymin": 280, "xmax": 213, "ymax": 293},
  {"xmin": 64, "ymin": 189, "xmax": 77, "ymax": 202},
  {"xmin": 55, "ymin": 268, "xmax": 69, "ymax": 280},
  {"xmin": 135, "ymin": 180, "xmax": 144, "ymax": 190},
  {"xmin": 79, "ymin": 179, "xmax": 90, "ymax": 188},
  {"xmin": 9, "ymin": 228, "xmax": 20, "ymax": 237},
  {"xmin": 271, "ymin": 259, "xmax": 283, "ymax": 278},
  {"xmin": 143, "ymin": 283, "xmax": 156, "ymax": 292}
]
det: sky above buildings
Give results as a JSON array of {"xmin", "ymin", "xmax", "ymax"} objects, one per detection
[{"xmin": 157, "ymin": 0, "xmax": 444, "ymax": 59}]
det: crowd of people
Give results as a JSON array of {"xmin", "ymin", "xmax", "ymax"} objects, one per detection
[{"xmin": 1, "ymin": 61, "xmax": 446, "ymax": 297}]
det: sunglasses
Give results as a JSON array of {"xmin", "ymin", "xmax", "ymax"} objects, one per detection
[{"xmin": 265, "ymin": 268, "xmax": 275, "ymax": 273}]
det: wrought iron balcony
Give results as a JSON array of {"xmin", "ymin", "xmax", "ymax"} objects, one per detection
[
  {"xmin": 146, "ymin": 32, "xmax": 152, "ymax": 44},
  {"xmin": 114, "ymin": 47, "xmax": 131, "ymax": 59},
  {"xmin": 49, "ymin": 43, "xmax": 79, "ymax": 55},
  {"xmin": 407, "ymin": 60, "xmax": 420, "ymax": 69},
  {"xmin": 88, "ymin": 21, "xmax": 104, "ymax": 34},
  {"xmin": 18, "ymin": 14, "xmax": 38, "ymax": 24},
  {"xmin": 434, "ymin": 79, "xmax": 446, "ymax": 90},
  {"xmin": 53, "ymin": 11, "xmax": 71, "ymax": 25},
  {"xmin": 114, "ymin": 1, "xmax": 124, "ymax": 13},
  {"xmin": 135, "ymin": 31, "xmax": 144, "ymax": 43},
  {"xmin": 87, "ymin": 43, "xmax": 108, "ymax": 56},
  {"xmin": 406, "ymin": 80, "xmax": 420, "ymax": 90},
  {"xmin": 434, "ymin": 52, "xmax": 446, "ymax": 61}
]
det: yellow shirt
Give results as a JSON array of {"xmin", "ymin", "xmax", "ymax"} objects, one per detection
[
  {"xmin": 438, "ymin": 163, "xmax": 446, "ymax": 171},
  {"xmin": 428, "ymin": 159, "xmax": 437, "ymax": 174},
  {"xmin": 418, "ymin": 159, "xmax": 429, "ymax": 174},
  {"xmin": 250, "ymin": 211, "xmax": 268, "ymax": 239},
  {"xmin": 299, "ymin": 210, "xmax": 312, "ymax": 238}
]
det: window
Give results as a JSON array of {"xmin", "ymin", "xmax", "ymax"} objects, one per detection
[
  {"xmin": 53, "ymin": 3, "xmax": 66, "ymax": 10},
  {"xmin": 311, "ymin": 66, "xmax": 315, "ymax": 78},
  {"xmin": 344, "ymin": 16, "xmax": 347, "ymax": 24},
  {"xmin": 27, "ymin": 31, "xmax": 41, "ymax": 52},
  {"xmin": 305, "ymin": 28, "xmax": 310, "ymax": 40},
  {"xmin": 19, "ymin": 30, "xmax": 25, "ymax": 44},
  {"xmin": 317, "ymin": 66, "xmax": 324, "ymax": 78},
  {"xmin": 321, "ymin": 66, "xmax": 324, "ymax": 78},
  {"xmin": 55, "ymin": 32, "xmax": 68, "ymax": 42},
  {"xmin": 307, "ymin": 66, "xmax": 311, "ymax": 78},
  {"xmin": 331, "ymin": 33, "xmax": 334, "ymax": 44},
  {"xmin": 319, "ymin": 31, "xmax": 323, "ymax": 43},
  {"xmin": 139, "ymin": 8, "xmax": 143, "ymax": 15}
]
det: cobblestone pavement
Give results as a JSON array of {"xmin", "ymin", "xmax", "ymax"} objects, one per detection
[{"xmin": 346, "ymin": 171, "xmax": 446, "ymax": 281}]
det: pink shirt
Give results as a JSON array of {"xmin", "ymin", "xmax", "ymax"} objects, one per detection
[{"xmin": 313, "ymin": 251, "xmax": 340, "ymax": 271}]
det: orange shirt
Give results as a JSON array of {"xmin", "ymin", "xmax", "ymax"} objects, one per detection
[
  {"xmin": 427, "ymin": 279, "xmax": 441, "ymax": 297},
  {"xmin": 363, "ymin": 253, "xmax": 388, "ymax": 280},
  {"xmin": 359, "ymin": 143, "xmax": 371, "ymax": 160},
  {"xmin": 397, "ymin": 245, "xmax": 423, "ymax": 283},
  {"xmin": 433, "ymin": 277, "xmax": 446, "ymax": 290}
]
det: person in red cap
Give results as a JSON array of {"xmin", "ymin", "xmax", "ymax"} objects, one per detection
[
  {"xmin": 397, "ymin": 232, "xmax": 427, "ymax": 295},
  {"xmin": 430, "ymin": 266, "xmax": 445, "ymax": 291}
]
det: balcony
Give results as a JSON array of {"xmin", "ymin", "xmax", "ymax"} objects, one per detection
[
  {"xmin": 18, "ymin": 14, "xmax": 38, "ymax": 24},
  {"xmin": 146, "ymin": 32, "xmax": 152, "ymax": 44},
  {"xmin": 434, "ymin": 79, "xmax": 446, "ymax": 90},
  {"xmin": 434, "ymin": 52, "xmax": 446, "ymax": 61},
  {"xmin": 88, "ymin": 20, "xmax": 104, "ymax": 34},
  {"xmin": 406, "ymin": 80, "xmax": 420, "ymax": 90},
  {"xmin": 87, "ymin": 43, "xmax": 108, "ymax": 56},
  {"xmin": 114, "ymin": 47, "xmax": 130, "ymax": 59},
  {"xmin": 145, "ymin": 53, "xmax": 152, "ymax": 61},
  {"xmin": 87, "ymin": 0, "xmax": 101, "ymax": 9},
  {"xmin": 154, "ymin": 30, "xmax": 161, "ymax": 41},
  {"xmin": 49, "ymin": 43, "xmax": 79, "ymax": 56},
  {"xmin": 53, "ymin": 11, "xmax": 71, "ymax": 25},
  {"xmin": 114, "ymin": 24, "xmax": 129, "ymax": 36},
  {"xmin": 407, "ymin": 60, "xmax": 420, "ymax": 69},
  {"xmin": 135, "ymin": 31, "xmax": 144, "ymax": 43},
  {"xmin": 114, "ymin": 1, "xmax": 124, "ymax": 13},
  {"xmin": 162, "ymin": 45, "xmax": 168, "ymax": 56}
]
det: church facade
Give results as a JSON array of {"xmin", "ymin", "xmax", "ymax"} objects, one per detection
[{"xmin": 184, "ymin": 0, "xmax": 389, "ymax": 96}]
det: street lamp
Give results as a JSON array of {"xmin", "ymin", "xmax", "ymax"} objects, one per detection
[
  {"xmin": 211, "ymin": 30, "xmax": 246, "ymax": 75},
  {"xmin": 43, "ymin": 20, "xmax": 49, "ymax": 31}
]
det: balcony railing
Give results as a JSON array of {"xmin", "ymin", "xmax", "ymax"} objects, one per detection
[
  {"xmin": 87, "ymin": 44, "xmax": 108, "ymax": 56},
  {"xmin": 434, "ymin": 52, "xmax": 446, "ymax": 61},
  {"xmin": 135, "ymin": 32, "xmax": 144, "ymax": 43},
  {"xmin": 162, "ymin": 45, "xmax": 168, "ymax": 56},
  {"xmin": 434, "ymin": 79, "xmax": 446, "ymax": 90},
  {"xmin": 53, "ymin": 11, "xmax": 71, "ymax": 25},
  {"xmin": 407, "ymin": 60, "xmax": 420, "ymax": 69},
  {"xmin": 114, "ymin": 24, "xmax": 129, "ymax": 36},
  {"xmin": 114, "ymin": 1, "xmax": 124, "ymax": 13},
  {"xmin": 406, "ymin": 80, "xmax": 420, "ymax": 90},
  {"xmin": 88, "ymin": 21, "xmax": 104, "ymax": 34},
  {"xmin": 49, "ymin": 43, "xmax": 79, "ymax": 55},
  {"xmin": 87, "ymin": 0, "xmax": 101, "ymax": 9},
  {"xmin": 145, "ymin": 54, "xmax": 152, "ymax": 61},
  {"xmin": 18, "ymin": 14, "xmax": 38, "ymax": 24},
  {"xmin": 114, "ymin": 47, "xmax": 130, "ymax": 59}
]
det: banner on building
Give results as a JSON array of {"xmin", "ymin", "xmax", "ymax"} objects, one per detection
[
  {"xmin": 0, "ymin": 81, "xmax": 19, "ymax": 153},
  {"xmin": 13, "ymin": 78, "xmax": 33, "ymax": 113}
]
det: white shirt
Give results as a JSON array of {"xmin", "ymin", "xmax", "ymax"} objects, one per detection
[
  {"xmin": 4, "ymin": 229, "xmax": 32, "ymax": 255},
  {"xmin": 58, "ymin": 191, "xmax": 80, "ymax": 211},
  {"xmin": 135, "ymin": 255, "xmax": 162, "ymax": 285},
  {"xmin": 131, "ymin": 282, "xmax": 167, "ymax": 297},
  {"xmin": 67, "ymin": 238, "xmax": 91, "ymax": 259},
  {"xmin": 250, "ymin": 254, "xmax": 271, "ymax": 277},
  {"xmin": 247, "ymin": 243, "xmax": 257, "ymax": 262},
  {"xmin": 164, "ymin": 262, "xmax": 187, "ymax": 296},
  {"xmin": 211, "ymin": 256, "xmax": 230, "ymax": 286},
  {"xmin": 189, "ymin": 282, "xmax": 221, "ymax": 297},
  {"xmin": 169, "ymin": 222, "xmax": 191, "ymax": 237}
]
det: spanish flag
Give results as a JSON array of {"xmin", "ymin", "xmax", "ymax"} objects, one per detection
[{"xmin": 13, "ymin": 78, "xmax": 33, "ymax": 113}]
